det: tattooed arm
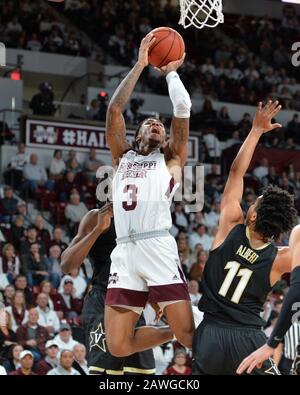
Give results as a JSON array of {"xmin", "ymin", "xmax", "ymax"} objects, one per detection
[{"xmin": 106, "ymin": 33, "xmax": 155, "ymax": 165}]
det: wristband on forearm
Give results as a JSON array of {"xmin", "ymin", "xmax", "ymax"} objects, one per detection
[
  {"xmin": 166, "ymin": 71, "xmax": 191, "ymax": 118},
  {"xmin": 267, "ymin": 266, "xmax": 300, "ymax": 348}
]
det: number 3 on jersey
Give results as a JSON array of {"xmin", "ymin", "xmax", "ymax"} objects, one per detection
[
  {"xmin": 122, "ymin": 184, "xmax": 138, "ymax": 211},
  {"xmin": 218, "ymin": 261, "xmax": 253, "ymax": 304}
]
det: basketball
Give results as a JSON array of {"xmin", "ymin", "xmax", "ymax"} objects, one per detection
[{"xmin": 148, "ymin": 27, "xmax": 185, "ymax": 68}]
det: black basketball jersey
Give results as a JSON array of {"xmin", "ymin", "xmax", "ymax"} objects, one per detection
[
  {"xmin": 89, "ymin": 220, "xmax": 116, "ymax": 291},
  {"xmin": 198, "ymin": 224, "xmax": 278, "ymax": 328}
]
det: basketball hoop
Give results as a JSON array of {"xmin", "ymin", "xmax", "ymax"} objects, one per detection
[{"xmin": 179, "ymin": 0, "xmax": 224, "ymax": 29}]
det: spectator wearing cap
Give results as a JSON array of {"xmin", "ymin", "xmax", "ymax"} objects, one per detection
[
  {"xmin": 22, "ymin": 243, "xmax": 49, "ymax": 287},
  {"xmin": 47, "ymin": 349, "xmax": 80, "ymax": 375},
  {"xmin": 20, "ymin": 225, "xmax": 47, "ymax": 257},
  {"xmin": 72, "ymin": 343, "xmax": 88, "ymax": 375},
  {"xmin": 34, "ymin": 340, "xmax": 59, "ymax": 375},
  {"xmin": 58, "ymin": 268, "xmax": 87, "ymax": 299},
  {"xmin": 16, "ymin": 307, "xmax": 49, "ymax": 361},
  {"xmin": 56, "ymin": 278, "xmax": 82, "ymax": 319},
  {"xmin": 163, "ymin": 348, "xmax": 192, "ymax": 375},
  {"xmin": 0, "ymin": 186, "xmax": 18, "ymax": 223},
  {"xmin": 9, "ymin": 350, "xmax": 37, "ymax": 375},
  {"xmin": 36, "ymin": 293, "xmax": 60, "ymax": 336},
  {"xmin": 53, "ymin": 323, "xmax": 79, "ymax": 351}
]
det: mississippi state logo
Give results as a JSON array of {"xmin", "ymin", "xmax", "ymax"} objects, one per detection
[{"xmin": 108, "ymin": 273, "xmax": 119, "ymax": 285}]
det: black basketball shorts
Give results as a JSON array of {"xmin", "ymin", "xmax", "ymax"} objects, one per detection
[{"xmin": 82, "ymin": 286, "xmax": 155, "ymax": 375}]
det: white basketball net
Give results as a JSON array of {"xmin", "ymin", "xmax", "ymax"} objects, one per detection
[{"xmin": 179, "ymin": 0, "xmax": 224, "ymax": 29}]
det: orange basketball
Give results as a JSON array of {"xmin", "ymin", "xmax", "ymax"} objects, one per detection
[{"xmin": 148, "ymin": 27, "xmax": 185, "ymax": 68}]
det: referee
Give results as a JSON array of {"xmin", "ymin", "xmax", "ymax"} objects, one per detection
[{"xmin": 278, "ymin": 322, "xmax": 300, "ymax": 375}]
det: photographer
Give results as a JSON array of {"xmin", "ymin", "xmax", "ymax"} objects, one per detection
[{"xmin": 30, "ymin": 82, "xmax": 56, "ymax": 116}]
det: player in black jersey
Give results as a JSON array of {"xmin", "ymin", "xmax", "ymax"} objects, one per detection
[
  {"xmin": 237, "ymin": 224, "xmax": 300, "ymax": 375},
  {"xmin": 61, "ymin": 205, "xmax": 159, "ymax": 375},
  {"xmin": 193, "ymin": 100, "xmax": 298, "ymax": 375}
]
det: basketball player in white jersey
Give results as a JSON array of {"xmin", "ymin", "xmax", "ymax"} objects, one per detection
[{"xmin": 104, "ymin": 33, "xmax": 195, "ymax": 358}]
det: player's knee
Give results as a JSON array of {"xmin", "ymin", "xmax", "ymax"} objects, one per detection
[
  {"xmin": 106, "ymin": 336, "xmax": 132, "ymax": 357},
  {"xmin": 107, "ymin": 342, "xmax": 132, "ymax": 358}
]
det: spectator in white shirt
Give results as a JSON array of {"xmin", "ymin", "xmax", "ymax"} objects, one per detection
[
  {"xmin": 53, "ymin": 323, "xmax": 79, "ymax": 351},
  {"xmin": 188, "ymin": 280, "xmax": 202, "ymax": 306},
  {"xmin": 253, "ymin": 158, "xmax": 269, "ymax": 180},
  {"xmin": 203, "ymin": 128, "xmax": 221, "ymax": 160},
  {"xmin": 49, "ymin": 150, "xmax": 66, "ymax": 181},
  {"xmin": 22, "ymin": 154, "xmax": 53, "ymax": 196},
  {"xmin": 3, "ymin": 143, "xmax": 29, "ymax": 189},
  {"xmin": 6, "ymin": 16, "xmax": 23, "ymax": 34},
  {"xmin": 204, "ymin": 202, "xmax": 220, "ymax": 230},
  {"xmin": 26, "ymin": 33, "xmax": 42, "ymax": 52},
  {"xmin": 172, "ymin": 203, "xmax": 189, "ymax": 231},
  {"xmin": 72, "ymin": 343, "xmax": 89, "ymax": 375},
  {"xmin": 189, "ymin": 224, "xmax": 212, "ymax": 251},
  {"xmin": 65, "ymin": 192, "xmax": 88, "ymax": 225},
  {"xmin": 36, "ymin": 293, "xmax": 60, "ymax": 336},
  {"xmin": 59, "ymin": 269, "xmax": 87, "ymax": 300},
  {"xmin": 47, "ymin": 349, "xmax": 80, "ymax": 375}
]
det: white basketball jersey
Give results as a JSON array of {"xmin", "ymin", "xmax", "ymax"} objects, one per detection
[{"xmin": 112, "ymin": 150, "xmax": 178, "ymax": 238}]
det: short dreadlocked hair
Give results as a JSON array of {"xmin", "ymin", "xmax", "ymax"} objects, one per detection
[{"xmin": 254, "ymin": 185, "xmax": 298, "ymax": 240}]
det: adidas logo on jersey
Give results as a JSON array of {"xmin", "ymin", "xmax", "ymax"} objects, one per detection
[{"xmin": 172, "ymin": 274, "xmax": 179, "ymax": 281}]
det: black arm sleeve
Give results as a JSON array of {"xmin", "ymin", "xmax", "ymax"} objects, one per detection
[{"xmin": 267, "ymin": 266, "xmax": 300, "ymax": 348}]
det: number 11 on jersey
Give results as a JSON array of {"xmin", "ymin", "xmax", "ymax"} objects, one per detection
[{"xmin": 218, "ymin": 261, "xmax": 253, "ymax": 304}]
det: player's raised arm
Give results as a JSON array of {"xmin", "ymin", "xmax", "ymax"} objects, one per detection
[
  {"xmin": 237, "ymin": 225, "xmax": 300, "ymax": 375},
  {"xmin": 61, "ymin": 205, "xmax": 113, "ymax": 274},
  {"xmin": 156, "ymin": 54, "xmax": 191, "ymax": 168},
  {"xmin": 213, "ymin": 101, "xmax": 282, "ymax": 248},
  {"xmin": 106, "ymin": 33, "xmax": 155, "ymax": 165}
]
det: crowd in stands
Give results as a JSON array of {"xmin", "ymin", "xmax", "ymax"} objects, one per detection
[
  {"xmin": 61, "ymin": 1, "xmax": 300, "ymax": 108},
  {"xmin": 0, "ymin": 0, "xmax": 89, "ymax": 57},
  {"xmin": 1, "ymin": 1, "xmax": 299, "ymax": 109}
]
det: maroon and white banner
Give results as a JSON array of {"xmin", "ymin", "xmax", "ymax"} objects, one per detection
[{"xmin": 25, "ymin": 118, "xmax": 199, "ymax": 162}]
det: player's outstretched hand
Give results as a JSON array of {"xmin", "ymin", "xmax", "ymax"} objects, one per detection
[
  {"xmin": 95, "ymin": 203, "xmax": 113, "ymax": 235},
  {"xmin": 236, "ymin": 343, "xmax": 274, "ymax": 375},
  {"xmin": 137, "ymin": 33, "xmax": 156, "ymax": 68},
  {"xmin": 154, "ymin": 53, "xmax": 186, "ymax": 76},
  {"xmin": 252, "ymin": 100, "xmax": 282, "ymax": 134}
]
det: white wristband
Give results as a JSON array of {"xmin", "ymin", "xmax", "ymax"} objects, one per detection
[{"xmin": 166, "ymin": 71, "xmax": 191, "ymax": 118}]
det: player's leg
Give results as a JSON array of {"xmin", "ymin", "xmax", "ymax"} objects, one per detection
[
  {"xmin": 81, "ymin": 287, "xmax": 125, "ymax": 375},
  {"xmin": 163, "ymin": 301, "xmax": 195, "ymax": 348},
  {"xmin": 104, "ymin": 305, "xmax": 173, "ymax": 357}
]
